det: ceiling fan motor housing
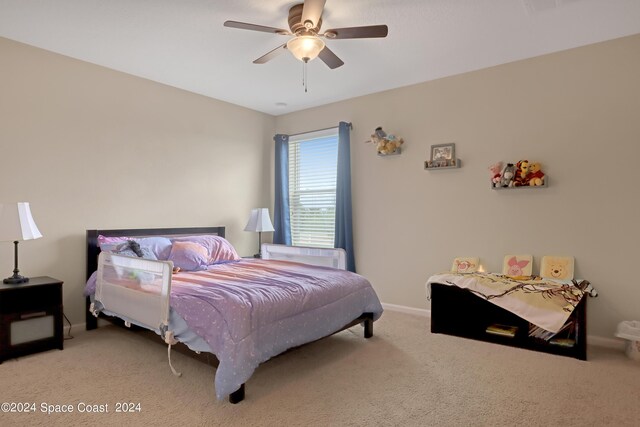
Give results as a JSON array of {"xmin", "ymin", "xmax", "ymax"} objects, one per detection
[{"xmin": 288, "ymin": 4, "xmax": 322, "ymax": 35}]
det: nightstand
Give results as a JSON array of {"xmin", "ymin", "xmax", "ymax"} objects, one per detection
[{"xmin": 0, "ymin": 276, "xmax": 64, "ymax": 363}]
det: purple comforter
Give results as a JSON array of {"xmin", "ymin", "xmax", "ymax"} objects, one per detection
[{"xmin": 87, "ymin": 258, "xmax": 383, "ymax": 400}]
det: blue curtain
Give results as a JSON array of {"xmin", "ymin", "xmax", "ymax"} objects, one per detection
[
  {"xmin": 334, "ymin": 122, "xmax": 356, "ymax": 272},
  {"xmin": 273, "ymin": 134, "xmax": 291, "ymax": 245}
]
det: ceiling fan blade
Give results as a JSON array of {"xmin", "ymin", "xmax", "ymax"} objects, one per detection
[
  {"xmin": 324, "ymin": 25, "xmax": 388, "ymax": 39},
  {"xmin": 301, "ymin": 0, "xmax": 326, "ymax": 28},
  {"xmin": 318, "ymin": 46, "xmax": 344, "ymax": 69},
  {"xmin": 253, "ymin": 44, "xmax": 288, "ymax": 64},
  {"xmin": 224, "ymin": 20, "xmax": 290, "ymax": 35}
]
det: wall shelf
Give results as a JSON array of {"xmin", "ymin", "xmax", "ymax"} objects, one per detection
[
  {"xmin": 424, "ymin": 159, "xmax": 462, "ymax": 170},
  {"xmin": 491, "ymin": 179, "xmax": 548, "ymax": 190},
  {"xmin": 378, "ymin": 148, "xmax": 401, "ymax": 157}
]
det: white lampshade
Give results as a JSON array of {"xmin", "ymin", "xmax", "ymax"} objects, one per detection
[
  {"xmin": 286, "ymin": 36, "xmax": 325, "ymax": 62},
  {"xmin": 244, "ymin": 208, "xmax": 275, "ymax": 233},
  {"xmin": 0, "ymin": 203, "xmax": 43, "ymax": 242}
]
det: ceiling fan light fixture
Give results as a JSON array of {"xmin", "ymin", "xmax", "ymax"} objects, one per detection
[{"xmin": 286, "ymin": 36, "xmax": 325, "ymax": 62}]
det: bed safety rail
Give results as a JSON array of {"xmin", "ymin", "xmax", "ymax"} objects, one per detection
[
  {"xmin": 261, "ymin": 244, "xmax": 346, "ymax": 270},
  {"xmin": 94, "ymin": 253, "xmax": 181, "ymax": 376}
]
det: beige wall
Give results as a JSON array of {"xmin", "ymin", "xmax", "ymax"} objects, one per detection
[
  {"xmin": 0, "ymin": 38, "xmax": 275, "ymax": 324},
  {"xmin": 276, "ymin": 34, "xmax": 640, "ymax": 338},
  {"xmin": 3, "ymin": 34, "xmax": 639, "ymax": 338}
]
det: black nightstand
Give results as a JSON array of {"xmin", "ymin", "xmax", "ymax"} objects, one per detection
[{"xmin": 0, "ymin": 276, "xmax": 64, "ymax": 363}]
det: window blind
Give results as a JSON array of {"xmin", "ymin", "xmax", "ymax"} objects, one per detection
[{"xmin": 288, "ymin": 130, "xmax": 339, "ymax": 248}]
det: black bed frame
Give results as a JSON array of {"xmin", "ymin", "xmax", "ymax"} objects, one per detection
[{"xmin": 85, "ymin": 226, "xmax": 374, "ymax": 404}]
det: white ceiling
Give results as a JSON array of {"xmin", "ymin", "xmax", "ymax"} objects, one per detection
[{"xmin": 1, "ymin": 0, "xmax": 639, "ymax": 116}]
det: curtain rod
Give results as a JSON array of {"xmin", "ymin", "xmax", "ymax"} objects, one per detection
[{"xmin": 286, "ymin": 122, "xmax": 351, "ymax": 137}]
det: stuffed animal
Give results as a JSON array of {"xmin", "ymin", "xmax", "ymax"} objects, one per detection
[
  {"xmin": 368, "ymin": 127, "xmax": 404, "ymax": 154},
  {"xmin": 374, "ymin": 127, "xmax": 387, "ymax": 139},
  {"xmin": 377, "ymin": 137, "xmax": 403, "ymax": 154},
  {"xmin": 514, "ymin": 160, "xmax": 530, "ymax": 186},
  {"xmin": 500, "ymin": 163, "xmax": 517, "ymax": 187},
  {"xmin": 127, "ymin": 240, "xmax": 144, "ymax": 258},
  {"xmin": 528, "ymin": 162, "xmax": 545, "ymax": 186},
  {"xmin": 572, "ymin": 279, "xmax": 598, "ymax": 297},
  {"xmin": 488, "ymin": 161, "xmax": 503, "ymax": 187}
]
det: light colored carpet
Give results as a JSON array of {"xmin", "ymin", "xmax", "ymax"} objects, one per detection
[{"xmin": 1, "ymin": 311, "xmax": 639, "ymax": 427}]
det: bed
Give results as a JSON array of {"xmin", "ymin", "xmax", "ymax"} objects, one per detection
[{"xmin": 84, "ymin": 226, "xmax": 383, "ymax": 403}]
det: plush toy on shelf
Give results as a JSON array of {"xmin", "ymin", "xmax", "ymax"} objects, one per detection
[
  {"xmin": 366, "ymin": 126, "xmax": 404, "ymax": 155},
  {"xmin": 500, "ymin": 163, "xmax": 517, "ymax": 187},
  {"xmin": 528, "ymin": 162, "xmax": 545, "ymax": 186},
  {"xmin": 488, "ymin": 161, "xmax": 503, "ymax": 187},
  {"xmin": 514, "ymin": 159, "xmax": 530, "ymax": 186}
]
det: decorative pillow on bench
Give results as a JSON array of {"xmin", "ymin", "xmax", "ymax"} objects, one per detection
[
  {"xmin": 451, "ymin": 257, "xmax": 479, "ymax": 274},
  {"xmin": 540, "ymin": 256, "xmax": 574, "ymax": 280},
  {"xmin": 502, "ymin": 254, "xmax": 533, "ymax": 277}
]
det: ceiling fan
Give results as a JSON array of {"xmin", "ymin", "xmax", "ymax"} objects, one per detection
[{"xmin": 223, "ymin": 0, "xmax": 389, "ymax": 70}]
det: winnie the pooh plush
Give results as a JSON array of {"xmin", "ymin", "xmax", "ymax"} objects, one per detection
[{"xmin": 528, "ymin": 162, "xmax": 545, "ymax": 186}]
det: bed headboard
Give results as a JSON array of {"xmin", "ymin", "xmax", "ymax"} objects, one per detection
[{"xmin": 86, "ymin": 226, "xmax": 226, "ymax": 280}]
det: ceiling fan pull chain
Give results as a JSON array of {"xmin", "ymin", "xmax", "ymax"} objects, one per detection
[{"xmin": 303, "ymin": 61, "xmax": 308, "ymax": 93}]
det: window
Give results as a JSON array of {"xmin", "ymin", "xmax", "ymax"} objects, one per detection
[{"xmin": 288, "ymin": 129, "xmax": 339, "ymax": 248}]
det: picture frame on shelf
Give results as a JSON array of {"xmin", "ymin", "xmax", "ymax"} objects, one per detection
[{"xmin": 430, "ymin": 143, "xmax": 456, "ymax": 167}]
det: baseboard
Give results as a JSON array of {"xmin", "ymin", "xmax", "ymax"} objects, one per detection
[
  {"xmin": 588, "ymin": 335, "xmax": 625, "ymax": 350},
  {"xmin": 382, "ymin": 302, "xmax": 430, "ymax": 317},
  {"xmin": 381, "ymin": 302, "xmax": 624, "ymax": 350}
]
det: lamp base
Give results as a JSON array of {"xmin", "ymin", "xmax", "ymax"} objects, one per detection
[{"xmin": 3, "ymin": 274, "xmax": 29, "ymax": 284}]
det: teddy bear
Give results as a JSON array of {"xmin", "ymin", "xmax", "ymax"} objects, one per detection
[
  {"xmin": 376, "ymin": 136, "xmax": 403, "ymax": 155},
  {"xmin": 488, "ymin": 161, "xmax": 503, "ymax": 187},
  {"xmin": 513, "ymin": 160, "xmax": 530, "ymax": 186},
  {"xmin": 528, "ymin": 162, "xmax": 545, "ymax": 186},
  {"xmin": 368, "ymin": 127, "xmax": 404, "ymax": 155},
  {"xmin": 500, "ymin": 163, "xmax": 517, "ymax": 187}
]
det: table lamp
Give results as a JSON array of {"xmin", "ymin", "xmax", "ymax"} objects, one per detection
[
  {"xmin": 244, "ymin": 208, "xmax": 274, "ymax": 258},
  {"xmin": 0, "ymin": 202, "xmax": 43, "ymax": 284}
]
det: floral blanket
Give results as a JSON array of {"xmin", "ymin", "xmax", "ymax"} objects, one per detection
[{"xmin": 426, "ymin": 273, "xmax": 586, "ymax": 333}]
